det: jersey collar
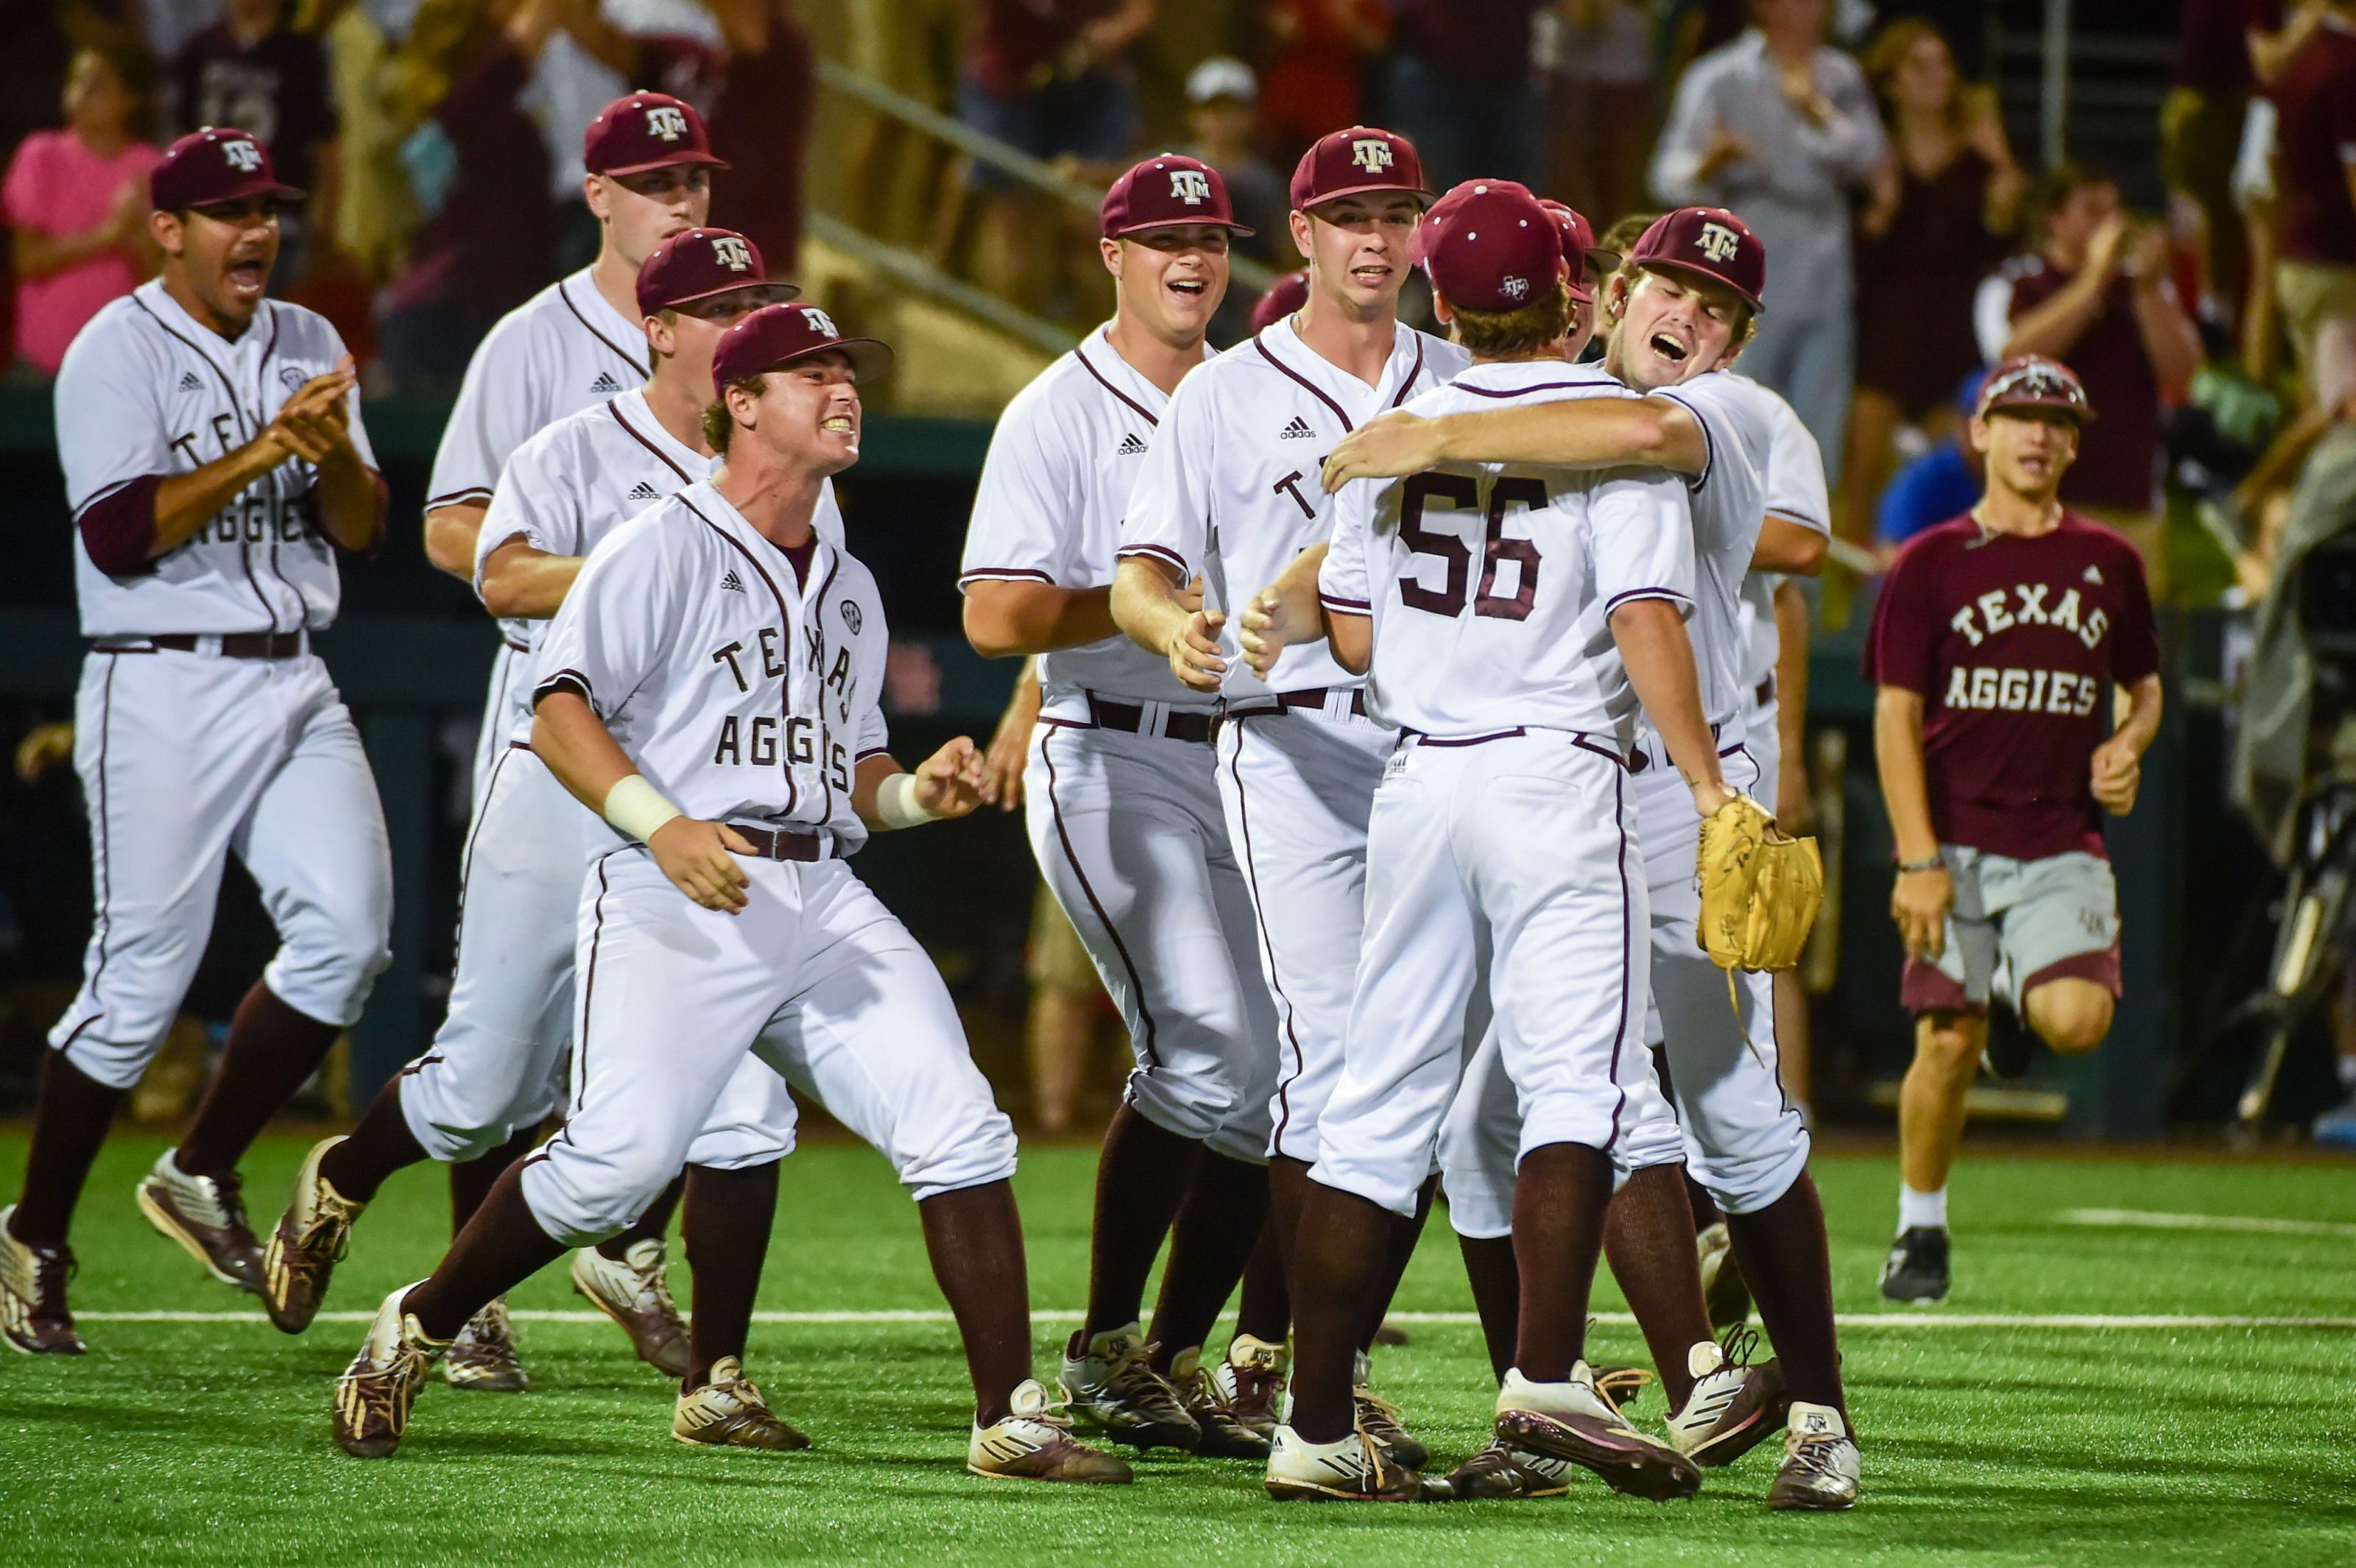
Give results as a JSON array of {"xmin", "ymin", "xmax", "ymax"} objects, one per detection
[
  {"xmin": 685, "ymin": 478, "xmax": 838, "ymax": 603},
  {"xmin": 559, "ymin": 266, "xmax": 652, "ymax": 378},
  {"xmin": 136, "ymin": 277, "xmax": 268, "ymax": 366},
  {"xmin": 1447, "ymin": 357, "xmax": 1624, "ymax": 399},
  {"xmin": 1258, "ymin": 314, "xmax": 1432, "ymax": 425},
  {"xmin": 1073, "ymin": 322, "xmax": 1208, "ymax": 424},
  {"xmin": 608, "ymin": 387, "xmax": 709, "ymax": 483}
]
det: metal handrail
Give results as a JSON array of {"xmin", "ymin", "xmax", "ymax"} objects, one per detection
[
  {"xmin": 815, "ymin": 57, "xmax": 1283, "ymax": 297},
  {"xmin": 805, "ymin": 212, "xmax": 1078, "ymax": 359}
]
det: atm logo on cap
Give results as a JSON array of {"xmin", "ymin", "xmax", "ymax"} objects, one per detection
[
  {"xmin": 222, "ymin": 137, "xmax": 262, "ymax": 172},
  {"xmin": 1351, "ymin": 138, "xmax": 1394, "ymax": 172},
  {"xmin": 803, "ymin": 307, "xmax": 839, "ymax": 337},
  {"xmin": 712, "ymin": 235, "xmax": 752, "ymax": 271},
  {"xmin": 1696, "ymin": 222, "xmax": 1741, "ymax": 263},
  {"xmin": 646, "ymin": 105, "xmax": 688, "ymax": 141},
  {"xmin": 1501, "ymin": 276, "xmax": 1528, "ymax": 301},
  {"xmin": 1169, "ymin": 169, "xmax": 1210, "ymax": 205}
]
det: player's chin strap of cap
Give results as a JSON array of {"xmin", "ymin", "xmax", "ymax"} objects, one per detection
[{"xmin": 605, "ymin": 774, "xmax": 683, "ymax": 842}]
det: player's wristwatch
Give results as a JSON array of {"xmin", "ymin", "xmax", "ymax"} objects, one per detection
[{"xmin": 1897, "ymin": 854, "xmax": 1945, "ymax": 874}]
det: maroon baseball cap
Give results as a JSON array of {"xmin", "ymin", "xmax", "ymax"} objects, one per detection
[
  {"xmin": 150, "ymin": 127, "xmax": 303, "ymax": 212},
  {"xmin": 1538, "ymin": 199, "xmax": 1615, "ymax": 294},
  {"xmin": 1289, "ymin": 125, "xmax": 1431, "ymax": 212},
  {"xmin": 1101, "ymin": 153, "xmax": 1253, "ymax": 238},
  {"xmin": 635, "ymin": 227, "xmax": 798, "ymax": 317},
  {"xmin": 713, "ymin": 303, "xmax": 892, "ymax": 388},
  {"xmin": 1250, "ymin": 269, "xmax": 1310, "ymax": 333},
  {"xmin": 584, "ymin": 92, "xmax": 729, "ymax": 177},
  {"xmin": 1409, "ymin": 180, "xmax": 1564, "ymax": 314},
  {"xmin": 1629, "ymin": 206, "xmax": 1767, "ymax": 311},
  {"xmin": 1976, "ymin": 353, "xmax": 2096, "ymax": 423}
]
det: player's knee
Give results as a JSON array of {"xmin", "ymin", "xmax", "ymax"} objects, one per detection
[
  {"xmin": 272, "ymin": 902, "xmax": 392, "ymax": 1025},
  {"xmin": 900, "ymin": 1105, "xmax": 1019, "ymax": 1199},
  {"xmin": 2025, "ymin": 982, "xmax": 2112, "ymax": 1055}
]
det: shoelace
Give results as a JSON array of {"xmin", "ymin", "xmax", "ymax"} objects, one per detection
[
  {"xmin": 1718, "ymin": 1325, "xmax": 1761, "ymax": 1369},
  {"xmin": 467, "ymin": 1302, "xmax": 515, "ymax": 1348},
  {"xmin": 339, "ymin": 1337, "xmax": 430, "ymax": 1426},
  {"xmin": 31, "ymin": 1245, "xmax": 77, "ymax": 1318},
  {"xmin": 1353, "ymin": 1386, "xmax": 1408, "ymax": 1429},
  {"xmin": 1785, "ymin": 1430, "xmax": 1851, "ymax": 1475},
  {"xmin": 629, "ymin": 1256, "xmax": 683, "ymax": 1321},
  {"xmin": 290, "ymin": 1193, "xmax": 361, "ymax": 1275},
  {"xmin": 1104, "ymin": 1342, "xmax": 1188, "ymax": 1416},
  {"xmin": 1593, "ymin": 1365, "xmax": 1655, "ymax": 1417}
]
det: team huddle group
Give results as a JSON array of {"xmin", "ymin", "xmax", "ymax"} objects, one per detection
[{"xmin": 0, "ymin": 82, "xmax": 2156, "ymax": 1517}]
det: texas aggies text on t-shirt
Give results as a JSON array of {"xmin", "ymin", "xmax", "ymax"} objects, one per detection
[{"xmin": 1863, "ymin": 510, "xmax": 2159, "ymax": 862}]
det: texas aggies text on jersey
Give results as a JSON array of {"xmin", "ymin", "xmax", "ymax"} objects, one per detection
[{"xmin": 1865, "ymin": 510, "xmax": 2159, "ymax": 861}]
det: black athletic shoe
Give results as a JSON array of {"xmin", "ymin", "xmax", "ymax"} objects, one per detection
[
  {"xmin": 1879, "ymin": 1226, "xmax": 1950, "ymax": 1303},
  {"xmin": 1982, "ymin": 1020, "xmax": 2036, "ymax": 1080}
]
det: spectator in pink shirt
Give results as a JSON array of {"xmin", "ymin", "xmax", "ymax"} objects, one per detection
[{"xmin": 3, "ymin": 38, "xmax": 162, "ymax": 377}]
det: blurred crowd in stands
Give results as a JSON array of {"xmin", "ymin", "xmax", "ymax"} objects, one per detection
[{"xmin": 1, "ymin": 0, "xmax": 2352, "ymax": 608}]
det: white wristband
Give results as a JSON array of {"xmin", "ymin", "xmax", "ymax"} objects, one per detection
[
  {"xmin": 873, "ymin": 770, "xmax": 940, "ymax": 830},
  {"xmin": 603, "ymin": 774, "xmax": 682, "ymax": 842}
]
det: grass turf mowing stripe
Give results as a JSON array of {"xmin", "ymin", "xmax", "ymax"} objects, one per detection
[
  {"xmin": 2057, "ymin": 1207, "xmax": 2356, "ymax": 1238},
  {"xmin": 74, "ymin": 1308, "xmax": 2356, "ymax": 1328}
]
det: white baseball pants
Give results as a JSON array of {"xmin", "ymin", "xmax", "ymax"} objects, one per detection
[
  {"xmin": 397, "ymin": 743, "xmax": 797, "ymax": 1171},
  {"xmin": 1214, "ymin": 705, "xmax": 1390, "ymax": 1165},
  {"xmin": 1314, "ymin": 731, "xmax": 1648, "ymax": 1219},
  {"xmin": 1026, "ymin": 719, "xmax": 1277, "ymax": 1162},
  {"xmin": 521, "ymin": 850, "xmax": 1017, "ymax": 1245},
  {"xmin": 50, "ymin": 648, "xmax": 392, "ymax": 1088}
]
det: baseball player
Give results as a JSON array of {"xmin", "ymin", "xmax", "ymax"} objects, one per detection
[
  {"xmin": 0, "ymin": 129, "xmax": 390, "ymax": 1355},
  {"xmin": 264, "ymin": 231, "xmax": 829, "ymax": 1435},
  {"xmin": 958, "ymin": 155, "xmax": 1277, "ymax": 1458},
  {"xmin": 411, "ymin": 91, "xmax": 764, "ymax": 1371},
  {"xmin": 331, "ymin": 303, "xmax": 1128, "ymax": 1484},
  {"xmin": 1241, "ymin": 179, "xmax": 1730, "ymax": 1504},
  {"xmin": 1315, "ymin": 208, "xmax": 1857, "ymax": 1510},
  {"xmin": 1111, "ymin": 124, "xmax": 1465, "ymax": 1463},
  {"xmin": 1868, "ymin": 356, "xmax": 2160, "ymax": 1304}
]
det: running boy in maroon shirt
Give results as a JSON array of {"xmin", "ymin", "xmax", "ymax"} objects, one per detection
[{"xmin": 1864, "ymin": 355, "xmax": 2163, "ymax": 1303}]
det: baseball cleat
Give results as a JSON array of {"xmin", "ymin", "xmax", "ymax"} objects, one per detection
[
  {"xmin": 443, "ymin": 1298, "xmax": 527, "ymax": 1391},
  {"xmin": 1880, "ymin": 1226, "xmax": 1950, "ymax": 1303},
  {"xmin": 968, "ymin": 1378, "xmax": 1134, "ymax": 1483},
  {"xmin": 1697, "ymin": 1220, "xmax": 1752, "ymax": 1332},
  {"xmin": 332, "ymin": 1284, "xmax": 449, "ymax": 1458},
  {"xmin": 570, "ymin": 1240, "xmax": 691, "ymax": 1377},
  {"xmin": 1766, "ymin": 1402, "xmax": 1861, "ymax": 1510},
  {"xmin": 1058, "ymin": 1324, "xmax": 1200, "ymax": 1452},
  {"xmin": 674, "ymin": 1357, "xmax": 809, "ymax": 1450},
  {"xmin": 1213, "ymin": 1333, "xmax": 1288, "ymax": 1438},
  {"xmin": 1370, "ymin": 1320, "xmax": 1410, "ymax": 1347},
  {"xmin": 0, "ymin": 1207, "xmax": 85, "ymax": 1355},
  {"xmin": 1441, "ymin": 1435, "xmax": 1572, "ymax": 1500},
  {"xmin": 1169, "ymin": 1345, "xmax": 1272, "ymax": 1458},
  {"xmin": 135, "ymin": 1149, "xmax": 264, "ymax": 1292},
  {"xmin": 262, "ymin": 1137, "xmax": 365, "ymax": 1333},
  {"xmin": 1492, "ymin": 1365, "xmax": 1702, "ymax": 1502},
  {"xmin": 1664, "ymin": 1331, "xmax": 1788, "ymax": 1466},
  {"xmin": 1264, "ymin": 1424, "xmax": 1426, "ymax": 1502},
  {"xmin": 1592, "ymin": 1361, "xmax": 1654, "ymax": 1412},
  {"xmin": 1352, "ymin": 1349, "xmax": 1428, "ymax": 1469}
]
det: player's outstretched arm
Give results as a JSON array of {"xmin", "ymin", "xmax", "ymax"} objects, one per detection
[
  {"xmin": 2091, "ymin": 673, "xmax": 2164, "ymax": 816},
  {"xmin": 532, "ymin": 688, "xmax": 753, "ymax": 913},
  {"xmin": 1610, "ymin": 598, "xmax": 1732, "ymax": 818},
  {"xmin": 854, "ymin": 742, "xmax": 988, "ymax": 831},
  {"xmin": 424, "ymin": 500, "xmax": 489, "ymax": 581},
  {"xmin": 1320, "ymin": 400, "xmax": 1708, "ymax": 493},
  {"xmin": 1236, "ymin": 543, "xmax": 1331, "ymax": 679},
  {"xmin": 961, "ymin": 579, "xmax": 1121, "ymax": 659},
  {"xmin": 479, "ymin": 539, "xmax": 588, "ymax": 619},
  {"xmin": 1110, "ymin": 556, "xmax": 1225, "ymax": 691},
  {"xmin": 1773, "ymin": 578, "xmax": 1813, "ymax": 826},
  {"xmin": 1873, "ymin": 684, "xmax": 1951, "ymax": 958}
]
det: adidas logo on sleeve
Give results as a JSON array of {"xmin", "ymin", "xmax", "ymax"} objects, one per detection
[
  {"xmin": 720, "ymin": 568, "xmax": 746, "ymax": 594},
  {"xmin": 1279, "ymin": 416, "xmax": 1315, "ymax": 439},
  {"xmin": 590, "ymin": 371, "xmax": 624, "ymax": 394},
  {"xmin": 626, "ymin": 481, "xmax": 661, "ymax": 501},
  {"xmin": 177, "ymin": 371, "xmax": 204, "ymax": 392},
  {"xmin": 1115, "ymin": 432, "xmax": 1148, "ymax": 456}
]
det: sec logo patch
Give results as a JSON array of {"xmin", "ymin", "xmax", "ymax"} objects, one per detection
[{"xmin": 840, "ymin": 600, "xmax": 862, "ymax": 635}]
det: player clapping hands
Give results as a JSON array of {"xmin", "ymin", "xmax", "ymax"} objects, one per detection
[{"xmin": 264, "ymin": 353, "xmax": 360, "ymax": 465}]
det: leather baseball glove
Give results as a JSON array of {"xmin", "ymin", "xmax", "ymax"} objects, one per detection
[{"xmin": 1696, "ymin": 794, "xmax": 1824, "ymax": 973}]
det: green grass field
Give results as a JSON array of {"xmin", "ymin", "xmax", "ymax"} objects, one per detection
[{"xmin": 2, "ymin": 1130, "xmax": 2352, "ymax": 1567}]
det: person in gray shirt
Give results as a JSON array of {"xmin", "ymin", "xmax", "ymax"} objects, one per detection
[{"xmin": 1651, "ymin": 0, "xmax": 1887, "ymax": 481}]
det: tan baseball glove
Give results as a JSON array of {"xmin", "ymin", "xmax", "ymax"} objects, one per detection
[{"xmin": 1696, "ymin": 794, "xmax": 1824, "ymax": 973}]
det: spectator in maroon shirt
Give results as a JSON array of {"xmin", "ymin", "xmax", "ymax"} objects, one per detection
[
  {"xmin": 172, "ymin": 0, "xmax": 336, "ymax": 286},
  {"xmin": 1978, "ymin": 163, "xmax": 2201, "ymax": 592},
  {"xmin": 1376, "ymin": 0, "xmax": 1546, "ymax": 191},
  {"xmin": 2267, "ymin": 1, "xmax": 2356, "ymax": 412},
  {"xmin": 631, "ymin": 0, "xmax": 814, "ymax": 277}
]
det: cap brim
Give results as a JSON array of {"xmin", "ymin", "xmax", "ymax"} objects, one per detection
[
  {"xmin": 747, "ymin": 338, "xmax": 895, "ymax": 384},
  {"xmin": 1635, "ymin": 257, "xmax": 1763, "ymax": 311},
  {"xmin": 1300, "ymin": 183, "xmax": 1436, "ymax": 213},
  {"xmin": 1582, "ymin": 247, "xmax": 1623, "ymax": 276},
  {"xmin": 1108, "ymin": 216, "xmax": 1257, "ymax": 239},
  {"xmin": 1983, "ymin": 397, "xmax": 2094, "ymax": 424},
  {"xmin": 593, "ymin": 151, "xmax": 732, "ymax": 177},
  {"xmin": 656, "ymin": 278, "xmax": 803, "ymax": 314},
  {"xmin": 179, "ymin": 177, "xmax": 306, "ymax": 211}
]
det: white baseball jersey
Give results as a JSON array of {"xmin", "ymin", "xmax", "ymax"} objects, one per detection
[
  {"xmin": 1737, "ymin": 379, "xmax": 1831, "ymax": 692},
  {"xmin": 959, "ymin": 322, "xmax": 1214, "ymax": 716},
  {"xmin": 471, "ymin": 389, "xmax": 844, "ymax": 749},
  {"xmin": 1321, "ymin": 359, "xmax": 1695, "ymax": 743},
  {"xmin": 1118, "ymin": 317, "xmax": 1467, "ymax": 700},
  {"xmin": 59, "ymin": 280, "xmax": 375, "ymax": 637},
  {"xmin": 536, "ymin": 479, "xmax": 889, "ymax": 856},
  {"xmin": 1643, "ymin": 368, "xmax": 1777, "ymax": 728}
]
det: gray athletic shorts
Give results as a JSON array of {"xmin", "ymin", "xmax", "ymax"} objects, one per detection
[{"xmin": 1900, "ymin": 844, "xmax": 2122, "ymax": 1016}]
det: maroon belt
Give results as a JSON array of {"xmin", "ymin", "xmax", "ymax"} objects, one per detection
[
  {"xmin": 96, "ymin": 632, "xmax": 306, "ymax": 659},
  {"xmin": 727, "ymin": 823, "xmax": 826, "ymax": 861},
  {"xmin": 1085, "ymin": 694, "xmax": 1217, "ymax": 744}
]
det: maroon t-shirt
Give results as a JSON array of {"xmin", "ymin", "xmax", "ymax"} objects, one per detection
[
  {"xmin": 2004, "ymin": 256, "xmax": 2162, "ymax": 512},
  {"xmin": 2271, "ymin": 20, "xmax": 2356, "ymax": 265},
  {"xmin": 638, "ymin": 14, "xmax": 813, "ymax": 273},
  {"xmin": 1394, "ymin": 0, "xmax": 1548, "ymax": 85},
  {"xmin": 172, "ymin": 25, "xmax": 335, "ymax": 191},
  {"xmin": 1863, "ymin": 511, "xmax": 2160, "ymax": 861},
  {"xmin": 967, "ymin": 0, "xmax": 1113, "ymax": 98}
]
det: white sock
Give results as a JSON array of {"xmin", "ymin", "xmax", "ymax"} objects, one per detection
[{"xmin": 1897, "ymin": 1184, "xmax": 1947, "ymax": 1232}]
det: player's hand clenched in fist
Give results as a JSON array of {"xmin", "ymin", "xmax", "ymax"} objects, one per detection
[
  {"xmin": 649, "ymin": 818, "xmax": 755, "ymax": 914},
  {"xmin": 1321, "ymin": 411, "xmax": 1445, "ymax": 493},
  {"xmin": 1238, "ymin": 588, "xmax": 1291, "ymax": 679},
  {"xmin": 910, "ymin": 736, "xmax": 990, "ymax": 821},
  {"xmin": 2089, "ymin": 732, "xmax": 2140, "ymax": 815}
]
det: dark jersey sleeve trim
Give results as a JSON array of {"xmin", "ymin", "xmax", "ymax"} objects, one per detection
[{"xmin": 77, "ymin": 475, "xmax": 163, "ymax": 577}]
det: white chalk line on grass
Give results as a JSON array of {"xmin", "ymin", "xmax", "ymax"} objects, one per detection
[
  {"xmin": 2058, "ymin": 1207, "xmax": 2356, "ymax": 1240},
  {"xmin": 74, "ymin": 1309, "xmax": 2356, "ymax": 1329}
]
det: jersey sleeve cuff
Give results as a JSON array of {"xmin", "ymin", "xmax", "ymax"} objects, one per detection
[
  {"xmin": 1115, "ymin": 543, "xmax": 1192, "ymax": 581},
  {"xmin": 1604, "ymin": 587, "xmax": 1694, "ymax": 615},
  {"xmin": 956, "ymin": 566, "xmax": 1059, "ymax": 595},
  {"xmin": 1318, "ymin": 591, "xmax": 1372, "ymax": 613},
  {"xmin": 533, "ymin": 669, "xmax": 595, "ymax": 709},
  {"xmin": 1653, "ymin": 388, "xmax": 1713, "ymax": 492}
]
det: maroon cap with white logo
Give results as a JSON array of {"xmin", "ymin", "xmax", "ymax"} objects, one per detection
[
  {"xmin": 150, "ymin": 127, "xmax": 303, "ymax": 211},
  {"xmin": 1409, "ymin": 179, "xmax": 1564, "ymax": 314},
  {"xmin": 1538, "ymin": 199, "xmax": 1614, "ymax": 294},
  {"xmin": 1249, "ymin": 269, "xmax": 1310, "ymax": 333},
  {"xmin": 635, "ymin": 227, "xmax": 799, "ymax": 317},
  {"xmin": 1288, "ymin": 125, "xmax": 1431, "ymax": 212},
  {"xmin": 583, "ymin": 92, "xmax": 729, "ymax": 177},
  {"xmin": 1100, "ymin": 152, "xmax": 1254, "ymax": 238},
  {"xmin": 1628, "ymin": 206, "xmax": 1767, "ymax": 310},
  {"xmin": 712, "ymin": 302, "xmax": 892, "ymax": 388},
  {"xmin": 1976, "ymin": 353, "xmax": 2096, "ymax": 423}
]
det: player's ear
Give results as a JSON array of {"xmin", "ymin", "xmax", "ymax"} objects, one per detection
[
  {"xmin": 1288, "ymin": 209, "xmax": 1313, "ymax": 265},
  {"xmin": 1966, "ymin": 415, "xmax": 1992, "ymax": 454},
  {"xmin": 582, "ymin": 173, "xmax": 610, "ymax": 223},
  {"xmin": 1100, "ymin": 237, "xmax": 1122, "ymax": 279},
  {"xmin": 148, "ymin": 208, "xmax": 180, "ymax": 255}
]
